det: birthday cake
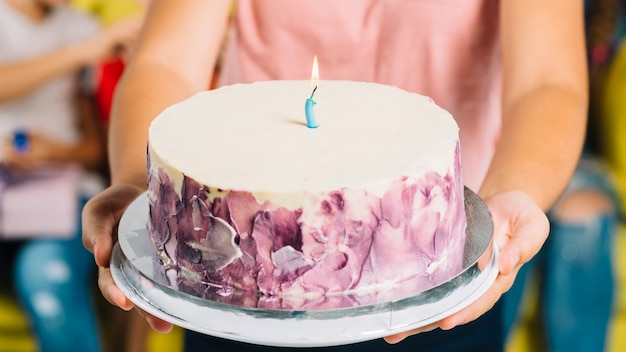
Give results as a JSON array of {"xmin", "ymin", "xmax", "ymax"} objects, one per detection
[{"xmin": 146, "ymin": 80, "xmax": 467, "ymax": 310}]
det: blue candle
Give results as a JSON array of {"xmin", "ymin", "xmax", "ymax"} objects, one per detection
[
  {"xmin": 305, "ymin": 86, "xmax": 318, "ymax": 128},
  {"xmin": 305, "ymin": 55, "xmax": 319, "ymax": 128}
]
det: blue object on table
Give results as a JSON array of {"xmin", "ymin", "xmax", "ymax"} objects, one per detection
[{"xmin": 13, "ymin": 130, "xmax": 30, "ymax": 154}]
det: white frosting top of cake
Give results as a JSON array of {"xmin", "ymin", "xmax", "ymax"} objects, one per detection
[{"xmin": 149, "ymin": 80, "xmax": 459, "ymax": 194}]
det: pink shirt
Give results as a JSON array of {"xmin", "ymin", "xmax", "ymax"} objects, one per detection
[{"xmin": 219, "ymin": 0, "xmax": 501, "ymax": 190}]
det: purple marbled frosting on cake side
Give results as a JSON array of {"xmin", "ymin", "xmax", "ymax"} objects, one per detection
[{"xmin": 146, "ymin": 144, "xmax": 467, "ymax": 309}]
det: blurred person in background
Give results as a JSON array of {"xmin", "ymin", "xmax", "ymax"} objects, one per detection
[
  {"xmin": 0, "ymin": 0, "xmax": 140, "ymax": 351},
  {"xmin": 503, "ymin": 1, "xmax": 624, "ymax": 351}
]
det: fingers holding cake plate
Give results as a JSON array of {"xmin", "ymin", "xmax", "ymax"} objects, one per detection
[
  {"xmin": 441, "ymin": 191, "xmax": 548, "ymax": 324},
  {"xmin": 82, "ymin": 184, "xmax": 173, "ymax": 332},
  {"xmin": 384, "ymin": 190, "xmax": 549, "ymax": 343},
  {"xmin": 82, "ymin": 184, "xmax": 142, "ymax": 308}
]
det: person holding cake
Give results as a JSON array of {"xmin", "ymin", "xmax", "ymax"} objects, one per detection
[{"xmin": 82, "ymin": 0, "xmax": 588, "ymax": 351}]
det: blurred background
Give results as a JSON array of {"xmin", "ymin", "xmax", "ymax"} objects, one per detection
[{"xmin": 1, "ymin": 0, "xmax": 625, "ymax": 351}]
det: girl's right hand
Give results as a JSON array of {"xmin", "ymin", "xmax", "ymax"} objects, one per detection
[
  {"xmin": 82, "ymin": 183, "xmax": 174, "ymax": 333},
  {"xmin": 80, "ymin": 17, "xmax": 143, "ymax": 64}
]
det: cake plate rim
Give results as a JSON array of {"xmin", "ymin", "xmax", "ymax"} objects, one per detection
[{"xmin": 111, "ymin": 188, "xmax": 498, "ymax": 348}]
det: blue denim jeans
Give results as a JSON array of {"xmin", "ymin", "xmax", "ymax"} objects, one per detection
[
  {"xmin": 10, "ymin": 198, "xmax": 101, "ymax": 352},
  {"xmin": 503, "ymin": 158, "xmax": 619, "ymax": 352}
]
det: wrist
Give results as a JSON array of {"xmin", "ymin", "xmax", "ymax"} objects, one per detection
[{"xmin": 111, "ymin": 168, "xmax": 148, "ymax": 190}]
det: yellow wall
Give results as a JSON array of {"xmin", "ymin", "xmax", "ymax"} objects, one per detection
[{"xmin": 70, "ymin": 0, "xmax": 146, "ymax": 25}]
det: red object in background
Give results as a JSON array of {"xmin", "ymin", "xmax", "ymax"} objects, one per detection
[{"xmin": 95, "ymin": 59, "xmax": 125, "ymax": 124}]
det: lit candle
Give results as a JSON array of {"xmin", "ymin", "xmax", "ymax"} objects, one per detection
[{"xmin": 305, "ymin": 55, "xmax": 319, "ymax": 128}]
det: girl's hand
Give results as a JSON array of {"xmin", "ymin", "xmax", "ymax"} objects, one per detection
[
  {"xmin": 384, "ymin": 191, "xmax": 549, "ymax": 343},
  {"xmin": 82, "ymin": 184, "xmax": 174, "ymax": 333}
]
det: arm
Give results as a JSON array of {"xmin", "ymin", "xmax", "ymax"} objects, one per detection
[
  {"xmin": 0, "ymin": 19, "xmax": 140, "ymax": 103},
  {"xmin": 468, "ymin": 0, "xmax": 587, "ymax": 299},
  {"xmin": 108, "ymin": 0, "xmax": 232, "ymax": 187},
  {"xmin": 386, "ymin": 0, "xmax": 587, "ymax": 342},
  {"xmin": 0, "ymin": 45, "xmax": 90, "ymax": 102},
  {"xmin": 480, "ymin": 0, "xmax": 588, "ymax": 210},
  {"xmin": 83, "ymin": 0, "xmax": 232, "ymax": 326},
  {"xmin": 2, "ymin": 88, "xmax": 106, "ymax": 172}
]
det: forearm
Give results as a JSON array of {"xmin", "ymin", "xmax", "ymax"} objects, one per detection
[
  {"xmin": 0, "ymin": 44, "xmax": 90, "ymax": 102},
  {"xmin": 483, "ymin": 0, "xmax": 588, "ymax": 211},
  {"xmin": 479, "ymin": 84, "xmax": 587, "ymax": 211},
  {"xmin": 107, "ymin": 0, "xmax": 231, "ymax": 188},
  {"xmin": 108, "ymin": 63, "xmax": 201, "ymax": 187}
]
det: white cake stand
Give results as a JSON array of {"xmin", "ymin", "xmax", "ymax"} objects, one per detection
[{"xmin": 110, "ymin": 187, "xmax": 498, "ymax": 348}]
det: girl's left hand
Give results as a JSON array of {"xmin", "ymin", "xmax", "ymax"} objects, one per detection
[{"xmin": 384, "ymin": 191, "xmax": 549, "ymax": 343}]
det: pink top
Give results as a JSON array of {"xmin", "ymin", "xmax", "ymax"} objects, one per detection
[{"xmin": 219, "ymin": 0, "xmax": 501, "ymax": 190}]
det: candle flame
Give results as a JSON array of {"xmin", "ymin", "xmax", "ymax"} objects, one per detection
[{"xmin": 311, "ymin": 55, "xmax": 319, "ymax": 87}]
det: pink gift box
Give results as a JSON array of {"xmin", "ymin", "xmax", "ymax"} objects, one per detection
[{"xmin": 0, "ymin": 166, "xmax": 81, "ymax": 239}]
